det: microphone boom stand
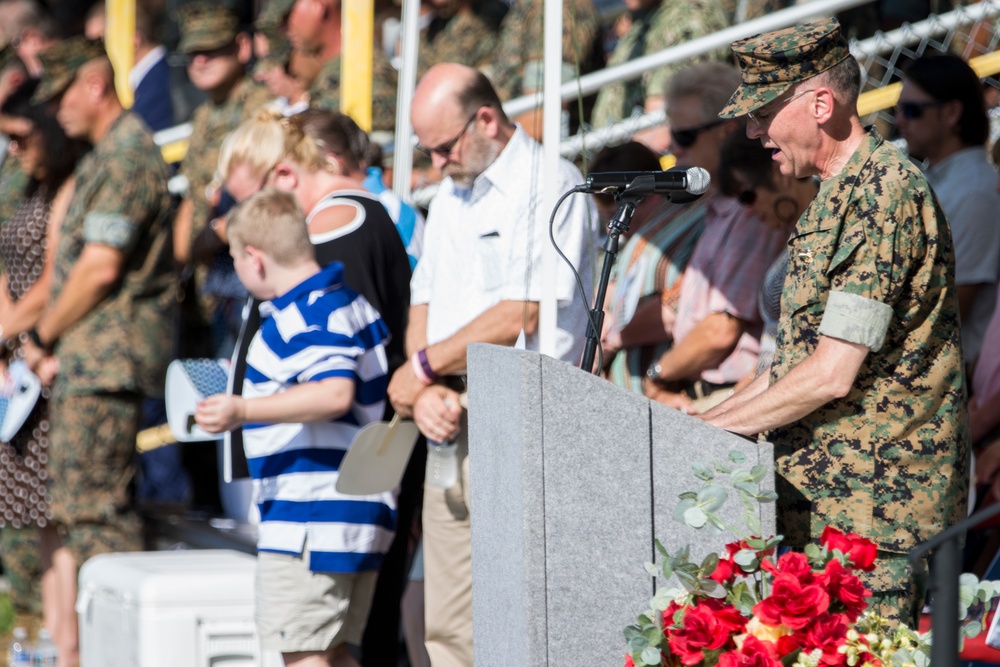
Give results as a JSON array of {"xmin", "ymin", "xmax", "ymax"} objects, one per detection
[{"xmin": 580, "ymin": 191, "xmax": 643, "ymax": 373}]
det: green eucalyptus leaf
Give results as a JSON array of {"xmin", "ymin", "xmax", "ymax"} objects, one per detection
[
  {"xmin": 661, "ymin": 559, "xmax": 673, "ymax": 580},
  {"xmin": 678, "ymin": 491, "xmax": 698, "ymax": 501},
  {"xmin": 692, "ymin": 461, "xmax": 714, "ymax": 481},
  {"xmin": 715, "ymin": 464, "xmax": 732, "ymax": 474},
  {"xmin": 733, "ymin": 549, "xmax": 758, "ymax": 568},
  {"xmin": 734, "ymin": 481, "xmax": 759, "ymax": 496},
  {"xmin": 697, "ymin": 484, "xmax": 728, "ymax": 512},
  {"xmin": 749, "ymin": 464, "xmax": 768, "ymax": 481},
  {"xmin": 745, "ymin": 513, "xmax": 762, "ymax": 536},
  {"xmin": 730, "ymin": 470, "xmax": 753, "ymax": 485},
  {"xmin": 673, "ymin": 498, "xmax": 695, "ymax": 524},
  {"xmin": 729, "ymin": 450, "xmax": 747, "ymax": 464},
  {"xmin": 684, "ymin": 506, "xmax": 707, "ymax": 529},
  {"xmin": 756, "ymin": 490, "xmax": 779, "ymax": 503},
  {"xmin": 700, "ymin": 580, "xmax": 727, "ymax": 599},
  {"xmin": 963, "ymin": 621, "xmax": 983, "ymax": 638},
  {"xmin": 640, "ymin": 646, "xmax": 662, "ymax": 665},
  {"xmin": 654, "ymin": 539, "xmax": 670, "ymax": 559},
  {"xmin": 700, "ymin": 552, "xmax": 720, "ymax": 575},
  {"xmin": 803, "ymin": 543, "xmax": 821, "ymax": 560}
]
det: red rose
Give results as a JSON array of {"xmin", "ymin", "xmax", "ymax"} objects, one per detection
[
  {"xmin": 761, "ymin": 551, "xmax": 817, "ymax": 584},
  {"xmin": 702, "ymin": 598, "xmax": 748, "ymax": 635},
  {"xmin": 801, "ymin": 612, "xmax": 850, "ymax": 666},
  {"xmin": 754, "ymin": 574, "xmax": 830, "ymax": 630},
  {"xmin": 712, "ymin": 558, "xmax": 737, "ymax": 584},
  {"xmin": 822, "ymin": 559, "xmax": 872, "ymax": 621},
  {"xmin": 667, "ymin": 602, "xmax": 741, "ymax": 665},
  {"xmin": 718, "ymin": 636, "xmax": 782, "ymax": 667},
  {"xmin": 820, "ymin": 526, "xmax": 878, "ymax": 571},
  {"xmin": 625, "ymin": 655, "xmax": 635, "ymax": 667}
]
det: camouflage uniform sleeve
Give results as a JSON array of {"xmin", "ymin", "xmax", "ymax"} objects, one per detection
[
  {"xmin": 82, "ymin": 143, "xmax": 163, "ymax": 254},
  {"xmin": 818, "ymin": 154, "xmax": 929, "ymax": 352}
]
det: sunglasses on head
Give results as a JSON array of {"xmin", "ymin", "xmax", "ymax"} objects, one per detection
[
  {"xmin": 895, "ymin": 99, "xmax": 948, "ymax": 120},
  {"xmin": 670, "ymin": 119, "xmax": 724, "ymax": 149}
]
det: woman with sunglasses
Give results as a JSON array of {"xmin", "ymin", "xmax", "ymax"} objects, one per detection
[
  {"xmin": 717, "ymin": 129, "xmax": 818, "ymax": 378},
  {"xmin": 0, "ymin": 79, "xmax": 87, "ymax": 619}
]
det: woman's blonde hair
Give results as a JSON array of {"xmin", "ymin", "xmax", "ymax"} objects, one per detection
[{"xmin": 217, "ymin": 108, "xmax": 335, "ymax": 181}]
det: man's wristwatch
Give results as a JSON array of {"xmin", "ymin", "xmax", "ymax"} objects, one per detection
[
  {"xmin": 645, "ymin": 359, "xmax": 680, "ymax": 391},
  {"xmin": 27, "ymin": 327, "xmax": 53, "ymax": 353}
]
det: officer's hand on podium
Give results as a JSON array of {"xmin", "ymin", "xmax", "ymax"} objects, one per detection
[
  {"xmin": 643, "ymin": 381, "xmax": 695, "ymax": 415},
  {"xmin": 388, "ymin": 363, "xmax": 424, "ymax": 418}
]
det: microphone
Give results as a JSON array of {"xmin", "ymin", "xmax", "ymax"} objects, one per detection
[{"xmin": 581, "ymin": 167, "xmax": 711, "ymax": 199}]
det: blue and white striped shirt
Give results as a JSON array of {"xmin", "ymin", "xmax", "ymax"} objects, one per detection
[{"xmin": 242, "ymin": 262, "xmax": 394, "ymax": 573}]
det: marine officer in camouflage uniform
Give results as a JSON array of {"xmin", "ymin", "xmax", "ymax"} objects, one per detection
[
  {"xmin": 702, "ymin": 19, "xmax": 969, "ymax": 627},
  {"xmin": 173, "ymin": 2, "xmax": 273, "ymax": 267},
  {"xmin": 285, "ymin": 0, "xmax": 398, "ymax": 134},
  {"xmin": 23, "ymin": 37, "xmax": 174, "ymax": 663}
]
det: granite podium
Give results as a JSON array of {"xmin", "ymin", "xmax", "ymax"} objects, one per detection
[{"xmin": 467, "ymin": 344, "xmax": 775, "ymax": 666}]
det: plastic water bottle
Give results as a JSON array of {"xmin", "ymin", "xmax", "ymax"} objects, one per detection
[
  {"xmin": 32, "ymin": 628, "xmax": 56, "ymax": 666},
  {"xmin": 426, "ymin": 440, "xmax": 458, "ymax": 489},
  {"xmin": 8, "ymin": 627, "xmax": 30, "ymax": 665}
]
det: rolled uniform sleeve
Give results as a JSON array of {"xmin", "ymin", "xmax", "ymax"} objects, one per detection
[{"xmin": 818, "ymin": 290, "xmax": 893, "ymax": 351}]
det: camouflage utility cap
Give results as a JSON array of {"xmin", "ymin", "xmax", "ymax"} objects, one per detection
[
  {"xmin": 33, "ymin": 37, "xmax": 107, "ymax": 104},
  {"xmin": 177, "ymin": 2, "xmax": 241, "ymax": 55},
  {"xmin": 256, "ymin": 0, "xmax": 296, "ymax": 33},
  {"xmin": 720, "ymin": 17, "xmax": 850, "ymax": 118}
]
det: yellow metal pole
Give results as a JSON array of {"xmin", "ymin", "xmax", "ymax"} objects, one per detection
[
  {"xmin": 342, "ymin": 0, "xmax": 374, "ymax": 131},
  {"xmin": 104, "ymin": 0, "xmax": 135, "ymax": 108}
]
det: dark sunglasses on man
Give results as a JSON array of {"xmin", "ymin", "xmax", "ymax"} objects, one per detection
[
  {"xmin": 670, "ymin": 119, "xmax": 724, "ymax": 149},
  {"xmin": 895, "ymin": 99, "xmax": 948, "ymax": 120}
]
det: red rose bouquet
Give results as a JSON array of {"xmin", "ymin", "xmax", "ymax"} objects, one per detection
[{"xmin": 624, "ymin": 453, "xmax": 1000, "ymax": 667}]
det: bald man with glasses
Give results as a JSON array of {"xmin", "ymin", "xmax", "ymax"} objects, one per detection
[{"xmin": 387, "ymin": 62, "xmax": 596, "ymax": 666}]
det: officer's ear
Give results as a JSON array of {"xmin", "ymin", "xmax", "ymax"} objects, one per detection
[
  {"xmin": 812, "ymin": 85, "xmax": 836, "ymax": 125},
  {"xmin": 236, "ymin": 32, "xmax": 253, "ymax": 66}
]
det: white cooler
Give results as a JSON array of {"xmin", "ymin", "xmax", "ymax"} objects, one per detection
[{"xmin": 77, "ymin": 550, "xmax": 278, "ymax": 667}]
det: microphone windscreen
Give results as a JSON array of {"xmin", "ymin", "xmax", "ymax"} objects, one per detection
[{"xmin": 685, "ymin": 167, "xmax": 711, "ymax": 195}]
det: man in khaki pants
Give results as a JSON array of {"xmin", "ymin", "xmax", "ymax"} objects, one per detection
[{"xmin": 387, "ymin": 63, "xmax": 596, "ymax": 665}]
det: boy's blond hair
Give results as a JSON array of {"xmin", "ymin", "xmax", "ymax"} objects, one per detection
[
  {"xmin": 227, "ymin": 188, "xmax": 315, "ymax": 267},
  {"xmin": 218, "ymin": 108, "xmax": 336, "ymax": 182}
]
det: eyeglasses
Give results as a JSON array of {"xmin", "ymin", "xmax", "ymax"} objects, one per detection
[
  {"xmin": 737, "ymin": 189, "xmax": 756, "ymax": 206},
  {"xmin": 895, "ymin": 99, "xmax": 948, "ymax": 120},
  {"xmin": 747, "ymin": 88, "xmax": 816, "ymax": 126},
  {"xmin": 415, "ymin": 111, "xmax": 479, "ymax": 159},
  {"xmin": 670, "ymin": 120, "xmax": 725, "ymax": 149}
]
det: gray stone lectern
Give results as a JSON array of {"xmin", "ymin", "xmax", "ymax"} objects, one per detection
[{"xmin": 466, "ymin": 345, "xmax": 774, "ymax": 667}]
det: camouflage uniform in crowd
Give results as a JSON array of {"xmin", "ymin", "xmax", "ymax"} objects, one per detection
[
  {"xmin": 721, "ymin": 20, "xmax": 969, "ymax": 625},
  {"xmin": 489, "ymin": 0, "xmax": 599, "ymax": 100},
  {"xmin": 33, "ymin": 38, "xmax": 174, "ymax": 564},
  {"xmin": 418, "ymin": 9, "xmax": 499, "ymax": 76},
  {"xmin": 308, "ymin": 50, "xmax": 398, "ymax": 133},
  {"xmin": 177, "ymin": 4, "xmax": 272, "ymax": 244},
  {"xmin": 591, "ymin": 0, "xmax": 728, "ymax": 128},
  {"xmin": 0, "ymin": 157, "xmax": 28, "ymax": 225}
]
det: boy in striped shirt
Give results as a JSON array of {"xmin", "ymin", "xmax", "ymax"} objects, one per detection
[{"xmin": 195, "ymin": 189, "xmax": 393, "ymax": 667}]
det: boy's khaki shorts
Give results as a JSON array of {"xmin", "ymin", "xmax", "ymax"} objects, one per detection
[{"xmin": 256, "ymin": 547, "xmax": 378, "ymax": 653}]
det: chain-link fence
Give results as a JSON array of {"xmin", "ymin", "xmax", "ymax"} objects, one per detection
[{"xmin": 852, "ymin": 0, "xmax": 1000, "ymax": 139}]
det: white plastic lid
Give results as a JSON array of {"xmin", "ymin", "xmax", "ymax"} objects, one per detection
[{"xmin": 12, "ymin": 627, "xmax": 26, "ymax": 639}]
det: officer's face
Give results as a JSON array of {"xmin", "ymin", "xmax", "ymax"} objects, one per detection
[
  {"xmin": 56, "ymin": 74, "xmax": 92, "ymax": 140},
  {"xmin": 287, "ymin": 0, "xmax": 325, "ymax": 56},
  {"xmin": 187, "ymin": 42, "xmax": 243, "ymax": 94},
  {"xmin": 667, "ymin": 95, "xmax": 727, "ymax": 179},
  {"xmin": 746, "ymin": 85, "xmax": 819, "ymax": 179}
]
